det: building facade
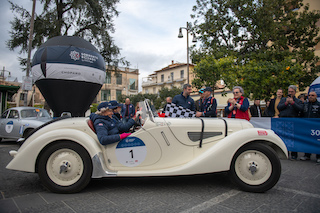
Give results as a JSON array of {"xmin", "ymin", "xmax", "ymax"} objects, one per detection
[
  {"xmin": 142, "ymin": 61, "xmax": 195, "ymax": 95},
  {"xmin": 96, "ymin": 66, "xmax": 139, "ymax": 103}
]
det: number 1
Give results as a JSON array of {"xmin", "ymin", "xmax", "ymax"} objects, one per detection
[{"xmin": 129, "ymin": 149, "xmax": 133, "ymax": 158}]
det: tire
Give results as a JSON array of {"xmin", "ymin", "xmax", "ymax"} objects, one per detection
[
  {"xmin": 38, "ymin": 142, "xmax": 93, "ymax": 193},
  {"xmin": 229, "ymin": 143, "xmax": 281, "ymax": 193},
  {"xmin": 23, "ymin": 128, "xmax": 34, "ymax": 138}
]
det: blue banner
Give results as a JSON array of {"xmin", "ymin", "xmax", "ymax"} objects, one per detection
[
  {"xmin": 271, "ymin": 118, "xmax": 320, "ymax": 154},
  {"xmin": 250, "ymin": 118, "xmax": 320, "ymax": 154}
]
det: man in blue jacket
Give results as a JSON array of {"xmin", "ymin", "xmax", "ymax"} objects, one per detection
[
  {"xmin": 121, "ymin": 98, "xmax": 135, "ymax": 123},
  {"xmin": 172, "ymin": 84, "xmax": 195, "ymax": 111},
  {"xmin": 277, "ymin": 85, "xmax": 304, "ymax": 160},
  {"xmin": 90, "ymin": 101, "xmax": 137, "ymax": 145}
]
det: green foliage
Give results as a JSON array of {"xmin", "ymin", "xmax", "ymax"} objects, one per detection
[
  {"xmin": 191, "ymin": 0, "xmax": 320, "ymax": 98},
  {"xmin": 224, "ymin": 58, "xmax": 304, "ymax": 99},
  {"xmin": 6, "ymin": 0, "xmax": 125, "ymax": 68},
  {"xmin": 90, "ymin": 103, "xmax": 99, "ymax": 113},
  {"xmin": 192, "ymin": 55, "xmax": 237, "ymax": 90}
]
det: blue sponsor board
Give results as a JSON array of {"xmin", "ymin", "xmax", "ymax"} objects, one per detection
[{"xmin": 271, "ymin": 118, "xmax": 320, "ymax": 154}]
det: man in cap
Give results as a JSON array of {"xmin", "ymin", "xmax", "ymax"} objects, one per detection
[
  {"xmin": 90, "ymin": 101, "xmax": 138, "ymax": 145},
  {"xmin": 109, "ymin": 100, "xmax": 122, "ymax": 121},
  {"xmin": 196, "ymin": 87, "xmax": 217, "ymax": 117},
  {"xmin": 195, "ymin": 89, "xmax": 204, "ymax": 111}
]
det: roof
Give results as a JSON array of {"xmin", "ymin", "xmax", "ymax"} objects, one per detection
[
  {"xmin": 154, "ymin": 63, "xmax": 194, "ymax": 73},
  {"xmin": 0, "ymin": 84, "xmax": 20, "ymax": 92}
]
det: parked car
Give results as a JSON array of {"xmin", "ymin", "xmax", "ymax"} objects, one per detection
[
  {"xmin": 6, "ymin": 100, "xmax": 288, "ymax": 193},
  {"xmin": 0, "ymin": 107, "xmax": 52, "ymax": 141}
]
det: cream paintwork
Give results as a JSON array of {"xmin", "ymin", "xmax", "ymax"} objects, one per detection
[
  {"xmin": 6, "ymin": 100, "xmax": 288, "ymax": 192},
  {"xmin": 6, "ymin": 118, "xmax": 103, "ymax": 172}
]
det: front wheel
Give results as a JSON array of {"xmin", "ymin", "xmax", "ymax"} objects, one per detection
[
  {"xmin": 38, "ymin": 142, "xmax": 92, "ymax": 193},
  {"xmin": 229, "ymin": 143, "xmax": 281, "ymax": 192}
]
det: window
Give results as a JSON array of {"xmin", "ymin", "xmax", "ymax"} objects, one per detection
[
  {"xmin": 101, "ymin": 90, "xmax": 111, "ymax": 101},
  {"xmin": 8, "ymin": 110, "xmax": 19, "ymax": 119},
  {"xmin": 105, "ymin": 72, "xmax": 111, "ymax": 84},
  {"xmin": 20, "ymin": 93, "xmax": 27, "ymax": 101},
  {"xmin": 161, "ymin": 74, "xmax": 164, "ymax": 82},
  {"xmin": 129, "ymin": 78, "xmax": 137, "ymax": 90},
  {"xmin": 116, "ymin": 74, "xmax": 122, "ymax": 85},
  {"xmin": 171, "ymin": 72, "xmax": 174, "ymax": 81},
  {"xmin": 1, "ymin": 110, "xmax": 8, "ymax": 118},
  {"xmin": 153, "ymin": 87, "xmax": 156, "ymax": 94},
  {"xmin": 145, "ymin": 89, "xmax": 149, "ymax": 94},
  {"xmin": 180, "ymin": 70, "xmax": 184, "ymax": 79},
  {"xmin": 116, "ymin": 90, "xmax": 122, "ymax": 101}
]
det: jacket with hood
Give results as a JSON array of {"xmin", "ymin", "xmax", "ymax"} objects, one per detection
[{"xmin": 89, "ymin": 113, "xmax": 135, "ymax": 145}]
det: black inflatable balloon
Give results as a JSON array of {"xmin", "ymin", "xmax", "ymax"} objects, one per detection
[{"xmin": 32, "ymin": 36, "xmax": 106, "ymax": 117}]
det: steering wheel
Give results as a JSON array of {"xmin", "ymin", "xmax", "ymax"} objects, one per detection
[{"xmin": 131, "ymin": 116, "xmax": 142, "ymax": 133}]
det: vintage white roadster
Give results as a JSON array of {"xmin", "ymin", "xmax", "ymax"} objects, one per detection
[{"xmin": 6, "ymin": 100, "xmax": 288, "ymax": 193}]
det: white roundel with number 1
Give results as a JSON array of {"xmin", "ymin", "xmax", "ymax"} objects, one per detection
[{"xmin": 115, "ymin": 137, "xmax": 147, "ymax": 167}]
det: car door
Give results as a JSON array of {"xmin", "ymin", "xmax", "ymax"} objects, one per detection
[{"xmin": 1, "ymin": 109, "xmax": 21, "ymax": 139}]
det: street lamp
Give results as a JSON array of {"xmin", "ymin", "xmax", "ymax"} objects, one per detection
[{"xmin": 178, "ymin": 22, "xmax": 197, "ymax": 84}]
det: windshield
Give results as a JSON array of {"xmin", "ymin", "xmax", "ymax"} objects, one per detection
[
  {"xmin": 138, "ymin": 100, "xmax": 158, "ymax": 124},
  {"xmin": 21, "ymin": 109, "xmax": 51, "ymax": 119}
]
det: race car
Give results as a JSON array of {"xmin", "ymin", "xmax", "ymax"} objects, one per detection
[{"xmin": 6, "ymin": 100, "xmax": 288, "ymax": 193}]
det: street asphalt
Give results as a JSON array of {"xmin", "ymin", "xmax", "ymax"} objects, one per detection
[{"xmin": 0, "ymin": 141, "xmax": 319, "ymax": 213}]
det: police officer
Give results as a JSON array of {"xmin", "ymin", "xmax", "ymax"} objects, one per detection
[{"xmin": 196, "ymin": 87, "xmax": 217, "ymax": 117}]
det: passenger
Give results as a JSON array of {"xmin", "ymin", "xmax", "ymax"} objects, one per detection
[
  {"xmin": 225, "ymin": 86, "xmax": 250, "ymax": 121},
  {"xmin": 109, "ymin": 100, "xmax": 122, "ymax": 121},
  {"xmin": 90, "ymin": 101, "xmax": 138, "ymax": 145}
]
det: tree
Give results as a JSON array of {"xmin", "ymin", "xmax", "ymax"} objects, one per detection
[
  {"xmin": 191, "ymin": 0, "xmax": 320, "ymax": 97},
  {"xmin": 6, "ymin": 0, "xmax": 126, "ymax": 69},
  {"xmin": 192, "ymin": 55, "xmax": 236, "ymax": 91}
]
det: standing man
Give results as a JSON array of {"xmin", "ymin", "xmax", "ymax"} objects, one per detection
[
  {"xmin": 121, "ymin": 98, "xmax": 135, "ymax": 123},
  {"xmin": 300, "ymin": 91, "xmax": 320, "ymax": 162},
  {"xmin": 195, "ymin": 89, "xmax": 204, "ymax": 111},
  {"xmin": 269, "ymin": 89, "xmax": 283, "ymax": 117},
  {"xmin": 277, "ymin": 85, "xmax": 304, "ymax": 160},
  {"xmin": 172, "ymin": 84, "xmax": 195, "ymax": 111},
  {"xmin": 250, "ymin": 98, "xmax": 262, "ymax": 117},
  {"xmin": 162, "ymin": 97, "xmax": 172, "ymax": 113},
  {"xmin": 196, "ymin": 87, "xmax": 217, "ymax": 117}
]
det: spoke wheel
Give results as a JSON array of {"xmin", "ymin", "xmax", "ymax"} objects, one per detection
[
  {"xmin": 229, "ymin": 143, "xmax": 281, "ymax": 192},
  {"xmin": 38, "ymin": 142, "xmax": 92, "ymax": 193}
]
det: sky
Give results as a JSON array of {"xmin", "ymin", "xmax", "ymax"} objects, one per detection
[{"xmin": 0, "ymin": 0, "xmax": 198, "ymax": 91}]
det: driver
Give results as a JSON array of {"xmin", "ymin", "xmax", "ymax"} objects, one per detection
[{"xmin": 90, "ymin": 101, "xmax": 139, "ymax": 145}]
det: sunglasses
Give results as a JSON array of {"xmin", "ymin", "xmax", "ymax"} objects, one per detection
[{"xmin": 233, "ymin": 92, "xmax": 240, "ymax": 94}]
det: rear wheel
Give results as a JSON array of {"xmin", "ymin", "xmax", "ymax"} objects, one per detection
[
  {"xmin": 38, "ymin": 142, "xmax": 92, "ymax": 193},
  {"xmin": 229, "ymin": 143, "xmax": 281, "ymax": 192}
]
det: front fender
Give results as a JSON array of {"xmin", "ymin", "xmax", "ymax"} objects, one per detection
[{"xmin": 6, "ymin": 129, "xmax": 103, "ymax": 173}]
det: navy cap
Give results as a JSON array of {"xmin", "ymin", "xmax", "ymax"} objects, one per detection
[
  {"xmin": 199, "ymin": 89, "xmax": 204, "ymax": 94},
  {"xmin": 97, "ymin": 102, "xmax": 117, "ymax": 111},
  {"xmin": 203, "ymin": 87, "xmax": 213, "ymax": 92},
  {"xmin": 109, "ymin": 100, "xmax": 121, "ymax": 108}
]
